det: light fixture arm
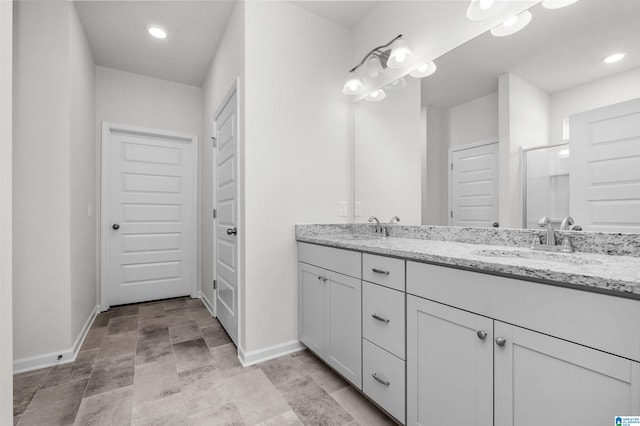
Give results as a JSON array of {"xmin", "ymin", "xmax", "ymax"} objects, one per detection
[{"xmin": 348, "ymin": 34, "xmax": 403, "ymax": 73}]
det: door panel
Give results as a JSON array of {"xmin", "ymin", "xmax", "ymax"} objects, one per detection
[
  {"xmin": 325, "ymin": 270, "xmax": 362, "ymax": 389},
  {"xmin": 107, "ymin": 130, "xmax": 196, "ymax": 306},
  {"xmin": 570, "ymin": 98, "xmax": 640, "ymax": 232},
  {"xmin": 494, "ymin": 322, "xmax": 640, "ymax": 425},
  {"xmin": 214, "ymin": 90, "xmax": 239, "ymax": 345},
  {"xmin": 298, "ymin": 263, "xmax": 326, "ymax": 357},
  {"xmin": 407, "ymin": 296, "xmax": 493, "ymax": 426},
  {"xmin": 450, "ymin": 142, "xmax": 499, "ymax": 227}
]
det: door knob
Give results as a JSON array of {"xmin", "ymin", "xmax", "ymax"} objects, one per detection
[
  {"xmin": 495, "ymin": 337, "xmax": 506, "ymax": 347},
  {"xmin": 477, "ymin": 330, "xmax": 488, "ymax": 340},
  {"xmin": 112, "ymin": 224, "xmax": 120, "ymax": 230},
  {"xmin": 226, "ymin": 227, "xmax": 237, "ymax": 236}
]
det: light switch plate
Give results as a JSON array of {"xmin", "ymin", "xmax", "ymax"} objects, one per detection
[{"xmin": 339, "ymin": 201, "xmax": 347, "ymax": 217}]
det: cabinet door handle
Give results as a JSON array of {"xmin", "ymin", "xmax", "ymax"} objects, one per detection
[
  {"xmin": 495, "ymin": 337, "xmax": 506, "ymax": 347},
  {"xmin": 371, "ymin": 268, "xmax": 390, "ymax": 276},
  {"xmin": 372, "ymin": 373, "xmax": 390, "ymax": 387},
  {"xmin": 477, "ymin": 330, "xmax": 487, "ymax": 340},
  {"xmin": 317, "ymin": 276, "xmax": 327, "ymax": 282},
  {"xmin": 371, "ymin": 314, "xmax": 390, "ymax": 324}
]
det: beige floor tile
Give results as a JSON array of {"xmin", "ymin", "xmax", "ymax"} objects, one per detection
[
  {"xmin": 210, "ymin": 344, "xmax": 256, "ymax": 378},
  {"xmin": 186, "ymin": 404, "xmax": 245, "ymax": 426},
  {"xmin": 136, "ymin": 336, "xmax": 173, "ymax": 365},
  {"xmin": 278, "ymin": 376, "xmax": 353, "ymax": 426},
  {"xmin": 107, "ymin": 316, "xmax": 139, "ymax": 335},
  {"xmin": 255, "ymin": 410, "xmax": 303, "ymax": 426},
  {"xmin": 85, "ymin": 352, "xmax": 135, "ymax": 398},
  {"xmin": 259, "ymin": 355, "xmax": 306, "ymax": 386},
  {"xmin": 131, "ymin": 391, "xmax": 188, "ymax": 426},
  {"xmin": 19, "ymin": 379, "xmax": 88, "ymax": 426},
  {"xmin": 110, "ymin": 304, "xmax": 139, "ymax": 319},
  {"xmin": 138, "ymin": 303, "xmax": 167, "ymax": 320},
  {"xmin": 41, "ymin": 349, "xmax": 98, "ymax": 389},
  {"xmin": 81, "ymin": 327, "xmax": 107, "ymax": 351},
  {"xmin": 73, "ymin": 386, "xmax": 132, "ymax": 426},
  {"xmin": 201, "ymin": 324, "xmax": 232, "ymax": 349},
  {"xmin": 330, "ymin": 386, "xmax": 394, "ymax": 426},
  {"xmin": 178, "ymin": 365, "xmax": 226, "ymax": 414},
  {"xmin": 292, "ymin": 350, "xmax": 349, "ymax": 393},
  {"xmin": 92, "ymin": 312, "xmax": 112, "ymax": 328},
  {"xmin": 169, "ymin": 320, "xmax": 202, "ymax": 344},
  {"xmin": 97, "ymin": 331, "xmax": 137, "ymax": 360},
  {"xmin": 224, "ymin": 369, "xmax": 291, "ymax": 426},
  {"xmin": 13, "ymin": 368, "xmax": 50, "ymax": 417},
  {"xmin": 133, "ymin": 356, "xmax": 181, "ymax": 403},
  {"xmin": 173, "ymin": 338, "xmax": 214, "ymax": 373},
  {"xmin": 163, "ymin": 298, "xmax": 189, "ymax": 311}
]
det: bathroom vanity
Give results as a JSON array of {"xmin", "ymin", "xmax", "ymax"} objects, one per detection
[{"xmin": 296, "ymin": 225, "xmax": 640, "ymax": 425}]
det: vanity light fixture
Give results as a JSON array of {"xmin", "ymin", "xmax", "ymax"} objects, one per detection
[
  {"xmin": 409, "ymin": 61, "xmax": 437, "ymax": 78},
  {"xmin": 603, "ymin": 52, "xmax": 626, "ymax": 64},
  {"xmin": 342, "ymin": 34, "xmax": 435, "ymax": 100},
  {"xmin": 541, "ymin": 0, "xmax": 579, "ymax": 9},
  {"xmin": 146, "ymin": 24, "xmax": 168, "ymax": 40},
  {"xmin": 466, "ymin": 0, "xmax": 508, "ymax": 21},
  {"xmin": 490, "ymin": 10, "xmax": 532, "ymax": 37},
  {"xmin": 365, "ymin": 89, "xmax": 386, "ymax": 102}
]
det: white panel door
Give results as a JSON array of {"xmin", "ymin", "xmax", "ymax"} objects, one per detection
[
  {"xmin": 570, "ymin": 98, "xmax": 640, "ymax": 232},
  {"xmin": 494, "ymin": 322, "xmax": 640, "ymax": 426},
  {"xmin": 214, "ymin": 89, "xmax": 239, "ymax": 345},
  {"xmin": 450, "ymin": 142, "xmax": 499, "ymax": 227},
  {"xmin": 105, "ymin": 126, "xmax": 196, "ymax": 306}
]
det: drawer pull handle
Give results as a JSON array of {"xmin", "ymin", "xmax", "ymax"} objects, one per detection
[
  {"xmin": 371, "ymin": 314, "xmax": 390, "ymax": 324},
  {"xmin": 495, "ymin": 337, "xmax": 506, "ymax": 347},
  {"xmin": 371, "ymin": 268, "xmax": 390, "ymax": 276},
  {"xmin": 477, "ymin": 330, "xmax": 487, "ymax": 340},
  {"xmin": 317, "ymin": 276, "xmax": 327, "ymax": 282},
  {"xmin": 372, "ymin": 373, "xmax": 390, "ymax": 387}
]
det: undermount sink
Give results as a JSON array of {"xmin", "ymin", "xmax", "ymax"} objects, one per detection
[
  {"xmin": 337, "ymin": 234, "xmax": 381, "ymax": 241},
  {"xmin": 474, "ymin": 248, "xmax": 600, "ymax": 266}
]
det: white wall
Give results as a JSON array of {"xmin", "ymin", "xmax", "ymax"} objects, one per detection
[
  {"xmin": 425, "ymin": 106, "xmax": 448, "ymax": 225},
  {"xmin": 448, "ymin": 92, "xmax": 498, "ymax": 148},
  {"xmin": 499, "ymin": 73, "xmax": 550, "ymax": 228},
  {"xmin": 549, "ymin": 67, "xmax": 640, "ymax": 146},
  {"xmin": 0, "ymin": 0, "xmax": 13, "ymax": 420},
  {"xmin": 355, "ymin": 78, "xmax": 422, "ymax": 225},
  {"xmin": 243, "ymin": 1, "xmax": 352, "ymax": 352},
  {"xmin": 199, "ymin": 1, "xmax": 245, "ymax": 315},
  {"xmin": 69, "ymin": 3, "xmax": 96, "ymax": 340},
  {"xmin": 94, "ymin": 66, "xmax": 202, "ymax": 309},
  {"xmin": 13, "ymin": 0, "xmax": 73, "ymax": 361}
]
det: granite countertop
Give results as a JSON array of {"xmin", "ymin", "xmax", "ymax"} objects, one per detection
[{"xmin": 296, "ymin": 232, "xmax": 640, "ymax": 300}]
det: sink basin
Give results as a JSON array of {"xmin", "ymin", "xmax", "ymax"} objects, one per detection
[
  {"xmin": 474, "ymin": 249, "xmax": 600, "ymax": 266},
  {"xmin": 336, "ymin": 234, "xmax": 381, "ymax": 241}
]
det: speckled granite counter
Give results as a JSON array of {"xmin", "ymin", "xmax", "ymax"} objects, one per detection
[{"xmin": 296, "ymin": 224, "xmax": 640, "ymax": 300}]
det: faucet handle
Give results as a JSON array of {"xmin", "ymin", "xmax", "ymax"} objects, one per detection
[
  {"xmin": 537, "ymin": 216, "xmax": 551, "ymax": 227},
  {"xmin": 389, "ymin": 216, "xmax": 400, "ymax": 224},
  {"xmin": 560, "ymin": 216, "xmax": 574, "ymax": 231}
]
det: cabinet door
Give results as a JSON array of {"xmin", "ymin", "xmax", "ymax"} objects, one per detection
[
  {"xmin": 407, "ymin": 296, "xmax": 493, "ymax": 426},
  {"xmin": 325, "ymin": 270, "xmax": 362, "ymax": 389},
  {"xmin": 494, "ymin": 322, "xmax": 640, "ymax": 426},
  {"xmin": 298, "ymin": 262, "xmax": 326, "ymax": 357}
]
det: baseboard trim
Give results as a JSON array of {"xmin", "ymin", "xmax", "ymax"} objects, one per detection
[
  {"xmin": 198, "ymin": 290, "xmax": 215, "ymax": 317},
  {"xmin": 238, "ymin": 339, "xmax": 305, "ymax": 367},
  {"xmin": 13, "ymin": 305, "xmax": 99, "ymax": 374}
]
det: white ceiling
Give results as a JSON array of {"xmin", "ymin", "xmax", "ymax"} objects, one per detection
[
  {"xmin": 422, "ymin": 0, "xmax": 640, "ymax": 109},
  {"xmin": 291, "ymin": 1, "xmax": 379, "ymax": 29},
  {"xmin": 74, "ymin": 1, "xmax": 236, "ymax": 87}
]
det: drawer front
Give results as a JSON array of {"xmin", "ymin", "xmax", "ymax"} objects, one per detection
[
  {"xmin": 363, "ymin": 282, "xmax": 405, "ymax": 359},
  {"xmin": 363, "ymin": 339, "xmax": 406, "ymax": 424},
  {"xmin": 298, "ymin": 242, "xmax": 361, "ymax": 279},
  {"xmin": 362, "ymin": 253, "xmax": 405, "ymax": 291}
]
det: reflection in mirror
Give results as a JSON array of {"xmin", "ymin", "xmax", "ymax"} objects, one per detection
[
  {"xmin": 523, "ymin": 143, "xmax": 569, "ymax": 230},
  {"xmin": 355, "ymin": 0, "xmax": 640, "ymax": 232}
]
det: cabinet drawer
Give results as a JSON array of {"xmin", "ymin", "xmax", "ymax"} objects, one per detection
[
  {"xmin": 363, "ymin": 339, "xmax": 406, "ymax": 424},
  {"xmin": 363, "ymin": 282, "xmax": 405, "ymax": 359},
  {"xmin": 298, "ymin": 242, "xmax": 361, "ymax": 279},
  {"xmin": 362, "ymin": 253, "xmax": 404, "ymax": 291}
]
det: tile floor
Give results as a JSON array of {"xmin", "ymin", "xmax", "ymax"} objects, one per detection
[{"xmin": 13, "ymin": 297, "xmax": 395, "ymax": 426}]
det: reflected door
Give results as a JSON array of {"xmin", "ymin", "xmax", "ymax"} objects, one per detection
[
  {"xmin": 570, "ymin": 98, "xmax": 640, "ymax": 232},
  {"xmin": 450, "ymin": 142, "xmax": 499, "ymax": 227},
  {"xmin": 214, "ymin": 89, "xmax": 239, "ymax": 346}
]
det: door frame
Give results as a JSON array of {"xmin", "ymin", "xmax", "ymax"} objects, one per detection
[
  {"xmin": 100, "ymin": 122, "xmax": 198, "ymax": 311},
  {"xmin": 212, "ymin": 78, "xmax": 242, "ymax": 347},
  {"xmin": 448, "ymin": 139, "xmax": 499, "ymax": 226}
]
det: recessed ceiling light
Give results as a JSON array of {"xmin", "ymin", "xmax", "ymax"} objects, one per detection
[
  {"xmin": 491, "ymin": 11, "xmax": 533, "ymax": 37},
  {"xmin": 466, "ymin": 0, "xmax": 508, "ymax": 21},
  {"xmin": 603, "ymin": 52, "xmax": 626, "ymax": 64},
  {"xmin": 146, "ymin": 25, "xmax": 168, "ymax": 40},
  {"xmin": 542, "ymin": 0, "xmax": 579, "ymax": 9}
]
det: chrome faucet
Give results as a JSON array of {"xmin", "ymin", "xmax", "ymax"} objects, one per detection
[
  {"xmin": 538, "ymin": 216, "xmax": 556, "ymax": 246},
  {"xmin": 560, "ymin": 216, "xmax": 574, "ymax": 231},
  {"xmin": 382, "ymin": 216, "xmax": 400, "ymax": 237},
  {"xmin": 368, "ymin": 216, "xmax": 382, "ymax": 234}
]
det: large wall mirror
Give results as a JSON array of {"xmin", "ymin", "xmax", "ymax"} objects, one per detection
[{"xmin": 354, "ymin": 0, "xmax": 640, "ymax": 232}]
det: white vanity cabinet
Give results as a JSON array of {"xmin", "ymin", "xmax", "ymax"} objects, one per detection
[
  {"xmin": 407, "ymin": 261, "xmax": 640, "ymax": 426},
  {"xmin": 298, "ymin": 243, "xmax": 362, "ymax": 388}
]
